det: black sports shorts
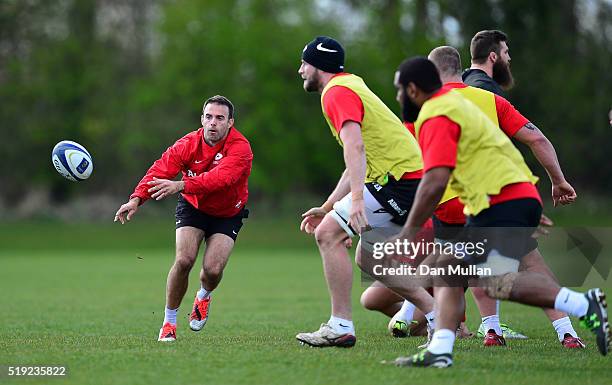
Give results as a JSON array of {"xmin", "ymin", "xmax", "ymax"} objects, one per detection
[
  {"xmin": 465, "ymin": 198, "xmax": 542, "ymax": 262},
  {"xmin": 365, "ymin": 178, "xmax": 420, "ymax": 226},
  {"xmin": 432, "ymin": 215, "xmax": 465, "ymax": 242},
  {"xmin": 175, "ymin": 196, "xmax": 249, "ymax": 241}
]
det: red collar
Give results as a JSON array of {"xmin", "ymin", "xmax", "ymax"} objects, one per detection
[{"xmin": 444, "ymin": 82, "xmax": 467, "ymax": 89}]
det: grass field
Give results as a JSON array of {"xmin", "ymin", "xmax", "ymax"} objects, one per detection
[{"xmin": 1, "ymin": 219, "xmax": 610, "ymax": 385}]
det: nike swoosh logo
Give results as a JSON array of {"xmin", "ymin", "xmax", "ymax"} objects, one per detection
[
  {"xmin": 194, "ymin": 160, "xmax": 203, "ymax": 164},
  {"xmin": 176, "ymin": 220, "xmax": 181, "ymax": 224},
  {"xmin": 232, "ymin": 230, "xmax": 237, "ymax": 235},
  {"xmin": 339, "ymin": 323, "xmax": 349, "ymax": 328},
  {"xmin": 316, "ymin": 43, "xmax": 338, "ymax": 53}
]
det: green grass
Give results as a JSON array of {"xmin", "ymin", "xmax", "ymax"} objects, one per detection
[{"xmin": 0, "ymin": 221, "xmax": 610, "ymax": 385}]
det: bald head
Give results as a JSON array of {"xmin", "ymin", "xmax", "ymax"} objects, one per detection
[{"xmin": 428, "ymin": 46, "xmax": 462, "ymax": 82}]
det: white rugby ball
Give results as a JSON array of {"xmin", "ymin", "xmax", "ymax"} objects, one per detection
[{"xmin": 51, "ymin": 140, "xmax": 94, "ymax": 181}]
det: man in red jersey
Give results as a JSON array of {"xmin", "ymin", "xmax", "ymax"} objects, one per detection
[{"xmin": 114, "ymin": 95, "xmax": 253, "ymax": 342}]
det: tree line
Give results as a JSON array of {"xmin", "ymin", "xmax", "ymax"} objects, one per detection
[{"xmin": 1, "ymin": 0, "xmax": 610, "ymax": 210}]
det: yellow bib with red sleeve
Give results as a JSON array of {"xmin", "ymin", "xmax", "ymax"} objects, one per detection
[
  {"xmin": 438, "ymin": 86, "xmax": 539, "ymax": 205},
  {"xmin": 415, "ymin": 89, "xmax": 533, "ymax": 216},
  {"xmin": 320, "ymin": 74, "xmax": 423, "ymax": 185}
]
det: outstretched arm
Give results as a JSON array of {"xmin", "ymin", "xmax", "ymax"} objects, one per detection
[
  {"xmin": 513, "ymin": 122, "xmax": 576, "ymax": 206},
  {"xmin": 115, "ymin": 137, "xmax": 188, "ymax": 223}
]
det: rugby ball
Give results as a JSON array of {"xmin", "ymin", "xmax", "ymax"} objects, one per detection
[{"xmin": 51, "ymin": 140, "xmax": 94, "ymax": 181}]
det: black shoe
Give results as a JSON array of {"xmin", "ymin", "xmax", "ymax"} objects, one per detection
[
  {"xmin": 580, "ymin": 288, "xmax": 610, "ymax": 356},
  {"xmin": 393, "ymin": 349, "xmax": 453, "ymax": 368}
]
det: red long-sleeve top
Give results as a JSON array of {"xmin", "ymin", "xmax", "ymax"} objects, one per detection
[{"xmin": 130, "ymin": 126, "xmax": 252, "ymax": 217}]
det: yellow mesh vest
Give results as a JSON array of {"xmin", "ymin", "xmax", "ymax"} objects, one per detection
[
  {"xmin": 321, "ymin": 74, "xmax": 423, "ymax": 185},
  {"xmin": 438, "ymin": 86, "xmax": 539, "ymax": 205},
  {"xmin": 415, "ymin": 89, "xmax": 533, "ymax": 216}
]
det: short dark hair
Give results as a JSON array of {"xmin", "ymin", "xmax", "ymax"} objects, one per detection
[
  {"xmin": 203, "ymin": 95, "xmax": 234, "ymax": 119},
  {"xmin": 470, "ymin": 30, "xmax": 508, "ymax": 64},
  {"xmin": 398, "ymin": 56, "xmax": 442, "ymax": 94},
  {"xmin": 429, "ymin": 46, "xmax": 462, "ymax": 77}
]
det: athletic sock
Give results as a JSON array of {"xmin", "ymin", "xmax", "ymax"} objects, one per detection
[
  {"xmin": 552, "ymin": 316, "xmax": 577, "ymax": 341},
  {"xmin": 427, "ymin": 329, "xmax": 455, "ymax": 355},
  {"xmin": 424, "ymin": 311, "xmax": 436, "ymax": 329},
  {"xmin": 496, "ymin": 299, "xmax": 501, "ymax": 316},
  {"xmin": 554, "ymin": 287, "xmax": 589, "ymax": 318},
  {"xmin": 481, "ymin": 314, "xmax": 502, "ymax": 335},
  {"xmin": 197, "ymin": 287, "xmax": 211, "ymax": 300},
  {"xmin": 328, "ymin": 316, "xmax": 355, "ymax": 335},
  {"xmin": 164, "ymin": 307, "xmax": 178, "ymax": 325},
  {"xmin": 397, "ymin": 300, "xmax": 416, "ymax": 322}
]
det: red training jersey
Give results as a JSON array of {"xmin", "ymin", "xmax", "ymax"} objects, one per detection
[{"xmin": 130, "ymin": 127, "xmax": 253, "ymax": 217}]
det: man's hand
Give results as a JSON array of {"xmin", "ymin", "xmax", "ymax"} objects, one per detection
[
  {"xmin": 114, "ymin": 197, "xmax": 140, "ymax": 224},
  {"xmin": 552, "ymin": 180, "xmax": 577, "ymax": 207},
  {"xmin": 300, "ymin": 206, "xmax": 328, "ymax": 234},
  {"xmin": 349, "ymin": 195, "xmax": 369, "ymax": 234},
  {"xmin": 147, "ymin": 177, "xmax": 184, "ymax": 201},
  {"xmin": 533, "ymin": 213, "xmax": 554, "ymax": 238}
]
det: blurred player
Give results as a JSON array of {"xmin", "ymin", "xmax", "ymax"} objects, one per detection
[
  {"xmin": 295, "ymin": 36, "xmax": 435, "ymax": 347},
  {"xmin": 359, "ymin": 281, "xmax": 428, "ymax": 337},
  {"xmin": 392, "ymin": 57, "xmax": 609, "ymax": 367},
  {"xmin": 428, "ymin": 45, "xmax": 583, "ymax": 348},
  {"xmin": 114, "ymin": 95, "xmax": 253, "ymax": 342},
  {"xmin": 463, "ymin": 30, "xmax": 562, "ymax": 340}
]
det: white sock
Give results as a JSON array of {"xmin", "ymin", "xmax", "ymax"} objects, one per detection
[
  {"xmin": 552, "ymin": 316, "xmax": 577, "ymax": 341},
  {"xmin": 425, "ymin": 311, "xmax": 435, "ymax": 329},
  {"xmin": 397, "ymin": 300, "xmax": 416, "ymax": 322},
  {"xmin": 328, "ymin": 316, "xmax": 355, "ymax": 335},
  {"xmin": 427, "ymin": 329, "xmax": 455, "ymax": 355},
  {"xmin": 197, "ymin": 287, "xmax": 212, "ymax": 300},
  {"xmin": 164, "ymin": 307, "xmax": 178, "ymax": 325},
  {"xmin": 554, "ymin": 287, "xmax": 589, "ymax": 318},
  {"xmin": 496, "ymin": 300, "xmax": 501, "ymax": 315},
  {"xmin": 481, "ymin": 315, "xmax": 502, "ymax": 335}
]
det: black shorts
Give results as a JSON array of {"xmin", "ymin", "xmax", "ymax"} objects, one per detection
[
  {"xmin": 175, "ymin": 196, "xmax": 249, "ymax": 241},
  {"xmin": 432, "ymin": 215, "xmax": 465, "ymax": 242},
  {"xmin": 465, "ymin": 198, "xmax": 542, "ymax": 262},
  {"xmin": 365, "ymin": 178, "xmax": 420, "ymax": 225}
]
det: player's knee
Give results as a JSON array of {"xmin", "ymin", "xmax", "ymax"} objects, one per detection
[
  {"xmin": 174, "ymin": 254, "xmax": 196, "ymax": 272},
  {"xmin": 204, "ymin": 262, "xmax": 224, "ymax": 281},
  {"xmin": 482, "ymin": 272, "xmax": 519, "ymax": 300},
  {"xmin": 315, "ymin": 216, "xmax": 344, "ymax": 246},
  {"xmin": 359, "ymin": 290, "xmax": 379, "ymax": 310},
  {"xmin": 314, "ymin": 222, "xmax": 334, "ymax": 246}
]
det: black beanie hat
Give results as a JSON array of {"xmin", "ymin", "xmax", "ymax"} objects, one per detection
[
  {"xmin": 397, "ymin": 56, "xmax": 442, "ymax": 93},
  {"xmin": 302, "ymin": 36, "xmax": 345, "ymax": 73}
]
